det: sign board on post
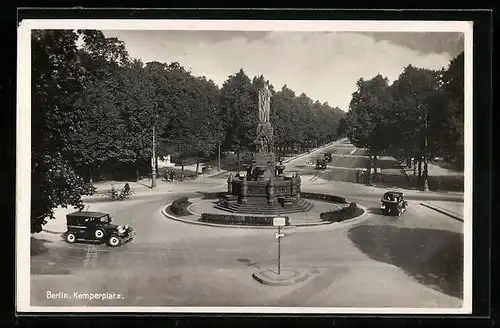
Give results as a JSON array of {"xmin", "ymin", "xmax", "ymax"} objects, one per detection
[
  {"xmin": 273, "ymin": 217, "xmax": 286, "ymax": 227},
  {"xmin": 273, "ymin": 216, "xmax": 286, "ymax": 275}
]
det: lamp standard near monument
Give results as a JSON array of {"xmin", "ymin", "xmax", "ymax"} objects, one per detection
[
  {"xmin": 217, "ymin": 114, "xmax": 221, "ymax": 172},
  {"xmin": 151, "ymin": 123, "xmax": 157, "ymax": 188},
  {"xmin": 422, "ymin": 104, "xmax": 429, "ymax": 191},
  {"xmin": 417, "ymin": 103, "xmax": 429, "ymax": 191}
]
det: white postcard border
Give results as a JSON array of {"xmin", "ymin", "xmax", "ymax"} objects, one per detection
[{"xmin": 17, "ymin": 18, "xmax": 474, "ymax": 314}]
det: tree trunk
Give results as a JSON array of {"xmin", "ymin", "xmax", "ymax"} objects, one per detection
[
  {"xmin": 181, "ymin": 161, "xmax": 185, "ymax": 181},
  {"xmin": 195, "ymin": 159, "xmax": 200, "ymax": 176},
  {"xmin": 418, "ymin": 157, "xmax": 422, "ymax": 182},
  {"xmin": 366, "ymin": 155, "xmax": 372, "ymax": 184},
  {"xmin": 155, "ymin": 156, "xmax": 159, "ymax": 176},
  {"xmin": 372, "ymin": 154, "xmax": 378, "ymax": 181},
  {"xmin": 237, "ymin": 148, "xmax": 240, "ymax": 171}
]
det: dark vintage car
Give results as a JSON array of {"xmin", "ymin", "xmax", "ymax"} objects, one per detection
[
  {"xmin": 380, "ymin": 191, "xmax": 408, "ymax": 216},
  {"xmin": 316, "ymin": 156, "xmax": 327, "ymax": 169},
  {"xmin": 64, "ymin": 211, "xmax": 135, "ymax": 247}
]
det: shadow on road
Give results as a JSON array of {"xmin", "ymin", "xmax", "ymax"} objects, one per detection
[
  {"xmin": 237, "ymin": 258, "xmax": 263, "ymax": 270},
  {"xmin": 31, "ymin": 237, "xmax": 52, "ymax": 256},
  {"xmin": 347, "ymin": 225, "xmax": 463, "ymax": 299},
  {"xmin": 367, "ymin": 207, "xmax": 382, "ymax": 215}
]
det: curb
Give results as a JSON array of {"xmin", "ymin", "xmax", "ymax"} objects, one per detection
[
  {"xmin": 252, "ymin": 269, "xmax": 312, "ymax": 286},
  {"xmin": 420, "ymin": 202, "xmax": 463, "ymax": 222},
  {"xmin": 42, "ymin": 229, "xmax": 66, "ymax": 235},
  {"xmin": 326, "ymin": 203, "xmax": 370, "ymax": 227}
]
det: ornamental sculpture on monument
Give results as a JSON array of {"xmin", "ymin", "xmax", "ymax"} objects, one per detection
[
  {"xmin": 255, "ymin": 80, "xmax": 274, "ymax": 154},
  {"xmin": 258, "ymin": 80, "xmax": 272, "ymax": 124}
]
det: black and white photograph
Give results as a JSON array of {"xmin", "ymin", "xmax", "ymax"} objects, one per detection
[{"xmin": 17, "ymin": 18, "xmax": 473, "ymax": 314}]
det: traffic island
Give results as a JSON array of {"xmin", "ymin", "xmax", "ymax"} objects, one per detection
[{"xmin": 252, "ymin": 268, "xmax": 313, "ymax": 286}]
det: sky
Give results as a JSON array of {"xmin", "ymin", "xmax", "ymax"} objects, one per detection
[{"xmin": 101, "ymin": 30, "xmax": 463, "ymax": 111}]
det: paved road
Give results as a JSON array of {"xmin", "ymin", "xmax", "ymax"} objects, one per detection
[{"xmin": 30, "ymin": 139, "xmax": 465, "ymax": 309}]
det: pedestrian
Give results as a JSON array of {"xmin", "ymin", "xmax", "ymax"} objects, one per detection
[
  {"xmin": 360, "ymin": 170, "xmax": 365, "ymax": 183},
  {"xmin": 355, "ymin": 169, "xmax": 360, "ymax": 183},
  {"xmin": 169, "ymin": 169, "xmax": 175, "ymax": 181}
]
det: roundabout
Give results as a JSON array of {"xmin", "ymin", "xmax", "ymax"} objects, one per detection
[{"xmin": 162, "ymin": 193, "xmax": 368, "ymax": 229}]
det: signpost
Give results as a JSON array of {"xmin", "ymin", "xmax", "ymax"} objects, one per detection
[{"xmin": 273, "ymin": 217, "xmax": 286, "ymax": 275}]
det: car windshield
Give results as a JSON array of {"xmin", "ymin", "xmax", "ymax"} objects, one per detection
[{"xmin": 100, "ymin": 215, "xmax": 111, "ymax": 223}]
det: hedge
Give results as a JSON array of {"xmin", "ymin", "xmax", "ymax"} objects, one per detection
[
  {"xmin": 300, "ymin": 192, "xmax": 347, "ymax": 203},
  {"xmin": 320, "ymin": 202, "xmax": 364, "ymax": 222},
  {"xmin": 201, "ymin": 192, "xmax": 228, "ymax": 200},
  {"xmin": 170, "ymin": 197, "xmax": 192, "ymax": 216},
  {"xmin": 200, "ymin": 213, "xmax": 290, "ymax": 226}
]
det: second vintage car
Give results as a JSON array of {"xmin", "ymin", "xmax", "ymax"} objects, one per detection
[
  {"xmin": 316, "ymin": 156, "xmax": 327, "ymax": 169},
  {"xmin": 64, "ymin": 211, "xmax": 135, "ymax": 247},
  {"xmin": 380, "ymin": 191, "xmax": 408, "ymax": 216}
]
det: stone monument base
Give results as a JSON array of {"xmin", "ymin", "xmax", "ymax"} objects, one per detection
[{"xmin": 216, "ymin": 195, "xmax": 312, "ymax": 215}]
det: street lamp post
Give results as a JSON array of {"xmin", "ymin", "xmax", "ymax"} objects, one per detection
[
  {"xmin": 422, "ymin": 105, "xmax": 429, "ymax": 191},
  {"xmin": 151, "ymin": 123, "xmax": 157, "ymax": 188},
  {"xmin": 217, "ymin": 135, "xmax": 221, "ymax": 171}
]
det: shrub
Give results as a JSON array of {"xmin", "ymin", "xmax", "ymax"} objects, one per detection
[
  {"xmin": 200, "ymin": 213, "xmax": 290, "ymax": 226},
  {"xmin": 320, "ymin": 202, "xmax": 363, "ymax": 223},
  {"xmin": 170, "ymin": 197, "xmax": 192, "ymax": 216},
  {"xmin": 202, "ymin": 192, "xmax": 229, "ymax": 200},
  {"xmin": 300, "ymin": 192, "xmax": 347, "ymax": 203}
]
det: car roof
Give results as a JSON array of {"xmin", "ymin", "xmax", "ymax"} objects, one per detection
[
  {"xmin": 67, "ymin": 211, "xmax": 109, "ymax": 218},
  {"xmin": 384, "ymin": 191, "xmax": 403, "ymax": 196}
]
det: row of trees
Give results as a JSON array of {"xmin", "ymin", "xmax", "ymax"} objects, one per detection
[
  {"xmin": 343, "ymin": 52, "xmax": 464, "ymax": 185},
  {"xmin": 31, "ymin": 29, "xmax": 344, "ymax": 232}
]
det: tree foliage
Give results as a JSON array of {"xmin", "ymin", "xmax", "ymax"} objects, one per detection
[
  {"xmin": 344, "ymin": 52, "xmax": 465, "ymax": 173},
  {"xmin": 31, "ymin": 30, "xmax": 95, "ymax": 232}
]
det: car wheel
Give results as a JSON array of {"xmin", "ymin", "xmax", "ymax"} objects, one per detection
[
  {"xmin": 108, "ymin": 235, "xmax": 121, "ymax": 247},
  {"xmin": 66, "ymin": 232, "xmax": 76, "ymax": 243},
  {"xmin": 95, "ymin": 229, "xmax": 104, "ymax": 239}
]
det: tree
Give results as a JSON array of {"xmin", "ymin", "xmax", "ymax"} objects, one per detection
[
  {"xmin": 336, "ymin": 117, "xmax": 348, "ymax": 137},
  {"xmin": 219, "ymin": 69, "xmax": 256, "ymax": 167},
  {"xmin": 440, "ymin": 52, "xmax": 464, "ymax": 168},
  {"xmin": 31, "ymin": 30, "xmax": 95, "ymax": 233},
  {"xmin": 69, "ymin": 31, "xmax": 154, "ymax": 181},
  {"xmin": 345, "ymin": 75, "xmax": 394, "ymax": 182},
  {"xmin": 391, "ymin": 65, "xmax": 443, "ymax": 180}
]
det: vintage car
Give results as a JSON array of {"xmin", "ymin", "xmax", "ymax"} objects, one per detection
[
  {"xmin": 64, "ymin": 211, "xmax": 135, "ymax": 247},
  {"xmin": 316, "ymin": 156, "xmax": 327, "ymax": 169},
  {"xmin": 380, "ymin": 191, "xmax": 408, "ymax": 216}
]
